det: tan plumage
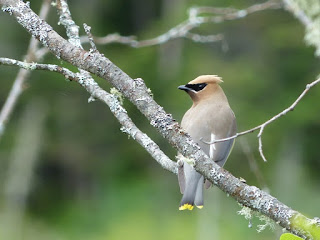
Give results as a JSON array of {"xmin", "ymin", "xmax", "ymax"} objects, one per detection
[{"xmin": 178, "ymin": 75, "xmax": 236, "ymax": 210}]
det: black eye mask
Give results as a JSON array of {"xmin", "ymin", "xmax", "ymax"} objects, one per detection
[{"xmin": 185, "ymin": 83, "xmax": 207, "ymax": 92}]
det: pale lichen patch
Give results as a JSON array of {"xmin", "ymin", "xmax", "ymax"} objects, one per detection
[
  {"xmin": 110, "ymin": 87, "xmax": 124, "ymax": 105},
  {"xmin": 1, "ymin": 5, "xmax": 14, "ymax": 15},
  {"xmin": 120, "ymin": 126, "xmax": 132, "ymax": 139}
]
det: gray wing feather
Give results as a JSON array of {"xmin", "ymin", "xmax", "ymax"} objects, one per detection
[
  {"xmin": 214, "ymin": 138, "xmax": 235, "ymax": 166},
  {"xmin": 178, "ymin": 161, "xmax": 185, "ymax": 194},
  {"xmin": 194, "ymin": 176, "xmax": 204, "ymax": 207}
]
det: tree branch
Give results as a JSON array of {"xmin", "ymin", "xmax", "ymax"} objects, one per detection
[
  {"xmin": 283, "ymin": 0, "xmax": 320, "ymax": 57},
  {"xmin": 1, "ymin": 0, "xmax": 319, "ymax": 239},
  {"xmin": 79, "ymin": 0, "xmax": 281, "ymax": 48},
  {"xmin": 0, "ymin": 57, "xmax": 178, "ymax": 174}
]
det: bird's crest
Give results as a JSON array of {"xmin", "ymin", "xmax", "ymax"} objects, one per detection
[{"xmin": 188, "ymin": 75, "xmax": 223, "ymax": 85}]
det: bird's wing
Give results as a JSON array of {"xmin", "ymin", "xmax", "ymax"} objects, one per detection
[
  {"xmin": 212, "ymin": 115, "xmax": 237, "ymax": 166},
  {"xmin": 177, "ymin": 159, "xmax": 185, "ymax": 194}
]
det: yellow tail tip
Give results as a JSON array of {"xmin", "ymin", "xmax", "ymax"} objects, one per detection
[
  {"xmin": 179, "ymin": 204, "xmax": 194, "ymax": 211},
  {"xmin": 196, "ymin": 205, "xmax": 203, "ymax": 209}
]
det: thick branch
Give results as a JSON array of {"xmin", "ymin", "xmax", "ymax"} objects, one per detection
[{"xmin": 1, "ymin": 0, "xmax": 319, "ymax": 238}]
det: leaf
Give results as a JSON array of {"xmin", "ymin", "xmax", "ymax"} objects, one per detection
[{"xmin": 280, "ymin": 233, "xmax": 303, "ymax": 240}]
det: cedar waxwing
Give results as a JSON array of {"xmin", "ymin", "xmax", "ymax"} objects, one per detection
[{"xmin": 177, "ymin": 75, "xmax": 237, "ymax": 210}]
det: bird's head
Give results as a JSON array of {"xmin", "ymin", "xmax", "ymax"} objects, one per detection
[{"xmin": 178, "ymin": 75, "xmax": 224, "ymax": 103}]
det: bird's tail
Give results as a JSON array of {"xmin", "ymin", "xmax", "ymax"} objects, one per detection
[{"xmin": 179, "ymin": 163, "xmax": 204, "ymax": 210}]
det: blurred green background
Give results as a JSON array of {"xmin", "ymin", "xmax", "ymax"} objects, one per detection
[{"xmin": 0, "ymin": 0, "xmax": 319, "ymax": 239}]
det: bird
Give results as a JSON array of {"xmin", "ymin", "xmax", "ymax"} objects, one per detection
[{"xmin": 177, "ymin": 75, "xmax": 237, "ymax": 210}]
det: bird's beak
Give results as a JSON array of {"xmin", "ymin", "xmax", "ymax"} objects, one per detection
[{"xmin": 178, "ymin": 85, "xmax": 192, "ymax": 92}]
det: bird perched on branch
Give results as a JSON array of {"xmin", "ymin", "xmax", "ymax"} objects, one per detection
[{"xmin": 177, "ymin": 75, "xmax": 237, "ymax": 210}]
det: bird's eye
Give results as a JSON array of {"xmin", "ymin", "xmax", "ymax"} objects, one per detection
[
  {"xmin": 193, "ymin": 83, "xmax": 207, "ymax": 91},
  {"xmin": 197, "ymin": 83, "xmax": 207, "ymax": 91},
  {"xmin": 185, "ymin": 83, "xmax": 207, "ymax": 92}
]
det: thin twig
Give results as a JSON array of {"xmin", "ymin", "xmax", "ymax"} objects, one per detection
[
  {"xmin": 80, "ymin": 33, "xmax": 137, "ymax": 46},
  {"xmin": 56, "ymin": 0, "xmax": 81, "ymax": 47},
  {"xmin": 0, "ymin": 57, "xmax": 178, "ymax": 173},
  {"xmin": 0, "ymin": 58, "xmax": 78, "ymax": 81},
  {"xmin": 79, "ymin": 0, "xmax": 281, "ymax": 48},
  {"xmin": 258, "ymin": 126, "xmax": 267, "ymax": 162},
  {"xmin": 204, "ymin": 77, "xmax": 320, "ymax": 161},
  {"xmin": 83, "ymin": 23, "xmax": 97, "ymax": 51},
  {"xmin": 36, "ymin": 0, "xmax": 280, "ymax": 56}
]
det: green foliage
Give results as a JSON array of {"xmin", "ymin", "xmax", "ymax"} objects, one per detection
[
  {"xmin": 290, "ymin": 213, "xmax": 320, "ymax": 239},
  {"xmin": 280, "ymin": 233, "xmax": 303, "ymax": 240}
]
